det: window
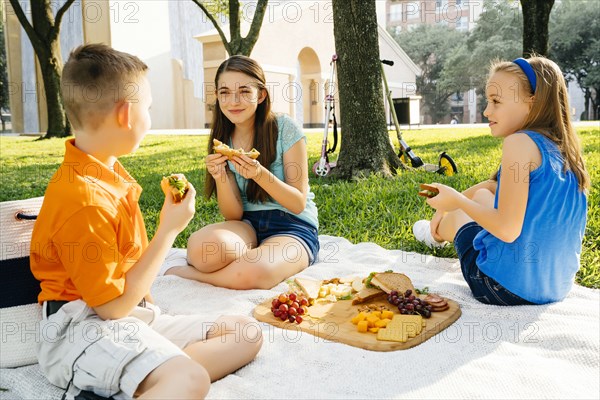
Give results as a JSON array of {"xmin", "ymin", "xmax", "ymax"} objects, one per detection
[
  {"xmin": 437, "ymin": 0, "xmax": 450, "ymax": 16},
  {"xmin": 405, "ymin": 1, "xmax": 420, "ymax": 20},
  {"xmin": 389, "ymin": 4, "xmax": 403, "ymax": 22},
  {"xmin": 456, "ymin": 16, "xmax": 469, "ymax": 31}
]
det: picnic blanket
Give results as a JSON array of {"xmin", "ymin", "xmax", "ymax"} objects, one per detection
[{"xmin": 1, "ymin": 235, "xmax": 599, "ymax": 399}]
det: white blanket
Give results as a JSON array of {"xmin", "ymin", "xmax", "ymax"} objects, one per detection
[{"xmin": 2, "ymin": 235, "xmax": 599, "ymax": 399}]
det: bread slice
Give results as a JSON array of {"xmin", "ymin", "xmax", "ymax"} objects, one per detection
[
  {"xmin": 418, "ymin": 183, "xmax": 439, "ymax": 198},
  {"xmin": 294, "ymin": 277, "xmax": 322, "ymax": 300},
  {"xmin": 161, "ymin": 174, "xmax": 189, "ymax": 203},
  {"xmin": 213, "ymin": 139, "xmax": 260, "ymax": 159},
  {"xmin": 351, "ymin": 287, "xmax": 386, "ymax": 305},
  {"xmin": 370, "ymin": 272, "xmax": 414, "ymax": 294}
]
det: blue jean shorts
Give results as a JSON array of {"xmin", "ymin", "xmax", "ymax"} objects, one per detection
[
  {"xmin": 242, "ymin": 210, "xmax": 320, "ymax": 265},
  {"xmin": 454, "ymin": 222, "xmax": 533, "ymax": 306}
]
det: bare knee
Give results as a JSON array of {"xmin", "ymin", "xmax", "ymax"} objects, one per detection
[
  {"xmin": 214, "ymin": 315, "xmax": 263, "ymax": 357},
  {"xmin": 137, "ymin": 356, "xmax": 210, "ymax": 399},
  {"xmin": 187, "ymin": 224, "xmax": 255, "ymax": 272},
  {"xmin": 187, "ymin": 229, "xmax": 231, "ymax": 272},
  {"xmin": 182, "ymin": 363, "xmax": 210, "ymax": 399},
  {"xmin": 229, "ymin": 265, "xmax": 277, "ymax": 290}
]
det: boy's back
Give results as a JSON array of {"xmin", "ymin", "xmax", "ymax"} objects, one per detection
[{"xmin": 31, "ymin": 139, "xmax": 148, "ymax": 307}]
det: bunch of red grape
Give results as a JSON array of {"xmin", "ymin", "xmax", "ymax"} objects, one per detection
[
  {"xmin": 270, "ymin": 292, "xmax": 309, "ymax": 324},
  {"xmin": 387, "ymin": 289, "xmax": 432, "ymax": 318}
]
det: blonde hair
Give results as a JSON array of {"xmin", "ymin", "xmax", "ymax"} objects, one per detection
[
  {"xmin": 61, "ymin": 44, "xmax": 148, "ymax": 130},
  {"xmin": 489, "ymin": 56, "xmax": 590, "ymax": 191}
]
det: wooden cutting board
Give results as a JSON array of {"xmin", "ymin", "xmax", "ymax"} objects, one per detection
[{"xmin": 253, "ymin": 296, "xmax": 461, "ymax": 351}]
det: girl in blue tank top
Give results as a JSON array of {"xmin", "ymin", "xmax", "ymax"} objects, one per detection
[
  {"xmin": 163, "ymin": 55, "xmax": 320, "ymax": 290},
  {"xmin": 413, "ymin": 56, "xmax": 589, "ymax": 305}
]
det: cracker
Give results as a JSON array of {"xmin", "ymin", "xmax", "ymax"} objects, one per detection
[{"xmin": 377, "ymin": 327, "xmax": 409, "ymax": 342}]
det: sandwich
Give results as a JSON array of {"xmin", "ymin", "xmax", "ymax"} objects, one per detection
[
  {"xmin": 294, "ymin": 277, "xmax": 322, "ymax": 301},
  {"xmin": 351, "ymin": 286, "xmax": 386, "ymax": 305},
  {"xmin": 418, "ymin": 183, "xmax": 439, "ymax": 198},
  {"xmin": 162, "ymin": 174, "xmax": 190, "ymax": 203},
  {"xmin": 213, "ymin": 139, "xmax": 260, "ymax": 160},
  {"xmin": 369, "ymin": 272, "xmax": 415, "ymax": 294}
]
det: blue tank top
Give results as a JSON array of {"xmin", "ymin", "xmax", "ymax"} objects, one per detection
[{"xmin": 473, "ymin": 130, "xmax": 587, "ymax": 304}]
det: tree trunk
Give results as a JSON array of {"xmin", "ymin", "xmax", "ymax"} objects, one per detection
[
  {"xmin": 38, "ymin": 42, "xmax": 70, "ymax": 138},
  {"xmin": 520, "ymin": 0, "xmax": 554, "ymax": 57},
  {"xmin": 9, "ymin": 0, "xmax": 75, "ymax": 138},
  {"xmin": 591, "ymin": 88, "xmax": 599, "ymax": 120},
  {"xmin": 583, "ymin": 89, "xmax": 590, "ymax": 121},
  {"xmin": 331, "ymin": 0, "xmax": 400, "ymax": 179}
]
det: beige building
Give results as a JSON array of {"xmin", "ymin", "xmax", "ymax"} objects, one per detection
[{"xmin": 4, "ymin": 0, "xmax": 419, "ymax": 133}]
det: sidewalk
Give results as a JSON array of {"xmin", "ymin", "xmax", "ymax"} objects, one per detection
[{"xmin": 3, "ymin": 121, "xmax": 598, "ymax": 137}]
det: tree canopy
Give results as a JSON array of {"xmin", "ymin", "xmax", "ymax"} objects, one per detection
[
  {"xmin": 191, "ymin": 0, "xmax": 268, "ymax": 56},
  {"xmin": 551, "ymin": 0, "xmax": 600, "ymax": 120},
  {"xmin": 392, "ymin": 24, "xmax": 466, "ymax": 123},
  {"xmin": 391, "ymin": 0, "xmax": 522, "ymax": 123}
]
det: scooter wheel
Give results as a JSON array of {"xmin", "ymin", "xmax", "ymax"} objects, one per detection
[
  {"xmin": 313, "ymin": 162, "xmax": 331, "ymax": 177},
  {"xmin": 438, "ymin": 152, "xmax": 458, "ymax": 176}
]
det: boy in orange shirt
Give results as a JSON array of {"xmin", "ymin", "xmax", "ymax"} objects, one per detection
[{"xmin": 30, "ymin": 44, "xmax": 262, "ymax": 399}]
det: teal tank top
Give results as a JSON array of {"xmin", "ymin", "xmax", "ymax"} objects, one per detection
[{"xmin": 228, "ymin": 114, "xmax": 319, "ymax": 228}]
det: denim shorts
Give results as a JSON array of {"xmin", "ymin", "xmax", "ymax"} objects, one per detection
[
  {"xmin": 242, "ymin": 210, "xmax": 320, "ymax": 265},
  {"xmin": 454, "ymin": 222, "xmax": 533, "ymax": 306}
]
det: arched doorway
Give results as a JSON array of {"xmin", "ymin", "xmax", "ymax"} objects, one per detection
[{"xmin": 297, "ymin": 47, "xmax": 322, "ymax": 128}]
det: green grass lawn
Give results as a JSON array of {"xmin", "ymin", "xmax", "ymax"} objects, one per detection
[{"xmin": 1, "ymin": 127, "xmax": 598, "ymax": 288}]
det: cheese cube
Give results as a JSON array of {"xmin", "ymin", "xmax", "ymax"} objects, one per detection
[
  {"xmin": 366, "ymin": 314, "xmax": 380, "ymax": 328},
  {"xmin": 357, "ymin": 320, "xmax": 369, "ymax": 333},
  {"xmin": 375, "ymin": 318, "xmax": 391, "ymax": 328}
]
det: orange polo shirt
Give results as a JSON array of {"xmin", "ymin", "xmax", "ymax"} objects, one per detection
[{"xmin": 30, "ymin": 139, "xmax": 148, "ymax": 307}]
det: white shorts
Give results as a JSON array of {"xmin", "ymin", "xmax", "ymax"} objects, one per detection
[{"xmin": 37, "ymin": 300, "xmax": 214, "ymax": 399}]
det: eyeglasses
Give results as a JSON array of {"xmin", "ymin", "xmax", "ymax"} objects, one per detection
[{"xmin": 217, "ymin": 85, "xmax": 260, "ymax": 103}]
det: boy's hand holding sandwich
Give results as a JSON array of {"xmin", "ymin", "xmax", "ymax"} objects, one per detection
[{"xmin": 159, "ymin": 174, "xmax": 196, "ymax": 236}]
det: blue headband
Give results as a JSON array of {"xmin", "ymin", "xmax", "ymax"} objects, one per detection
[{"xmin": 512, "ymin": 58, "xmax": 537, "ymax": 94}]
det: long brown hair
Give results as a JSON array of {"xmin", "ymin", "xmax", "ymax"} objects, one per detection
[
  {"xmin": 488, "ymin": 56, "xmax": 590, "ymax": 191},
  {"xmin": 204, "ymin": 55, "xmax": 279, "ymax": 202}
]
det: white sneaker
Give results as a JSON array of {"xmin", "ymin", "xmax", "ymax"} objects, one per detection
[
  {"xmin": 413, "ymin": 220, "xmax": 447, "ymax": 248},
  {"xmin": 158, "ymin": 248, "xmax": 189, "ymax": 276}
]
